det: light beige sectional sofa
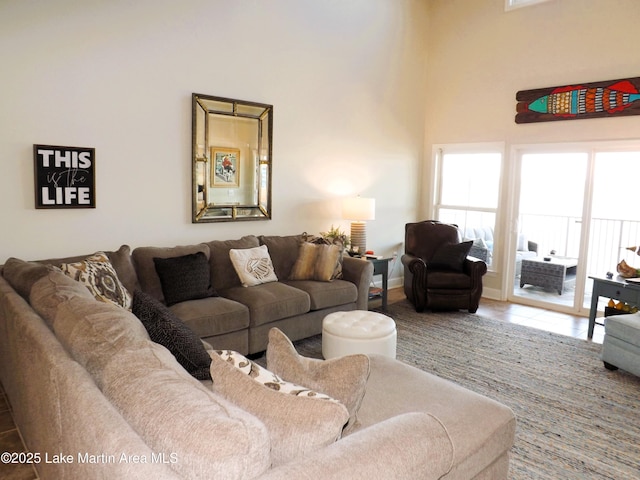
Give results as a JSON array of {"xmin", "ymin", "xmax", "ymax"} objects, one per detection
[{"xmin": 0, "ymin": 235, "xmax": 516, "ymax": 479}]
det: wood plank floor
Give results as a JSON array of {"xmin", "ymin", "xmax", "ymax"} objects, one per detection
[{"xmin": 382, "ymin": 287, "xmax": 605, "ymax": 344}]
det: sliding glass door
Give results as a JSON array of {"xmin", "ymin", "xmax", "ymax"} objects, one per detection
[
  {"xmin": 510, "ymin": 145, "xmax": 640, "ymax": 315},
  {"xmin": 511, "ymin": 151, "xmax": 589, "ymax": 309},
  {"xmin": 587, "ymin": 151, "xmax": 640, "ymax": 312}
]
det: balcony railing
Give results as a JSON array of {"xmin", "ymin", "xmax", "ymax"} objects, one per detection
[{"xmin": 519, "ymin": 213, "xmax": 640, "ymax": 278}]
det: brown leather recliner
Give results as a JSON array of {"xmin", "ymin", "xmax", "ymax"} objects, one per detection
[{"xmin": 401, "ymin": 220, "xmax": 487, "ymax": 313}]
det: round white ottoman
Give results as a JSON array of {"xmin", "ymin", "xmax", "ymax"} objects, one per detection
[{"xmin": 322, "ymin": 310, "xmax": 397, "ymax": 359}]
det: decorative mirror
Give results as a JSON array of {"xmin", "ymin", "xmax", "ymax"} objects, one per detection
[{"xmin": 192, "ymin": 94, "xmax": 273, "ymax": 222}]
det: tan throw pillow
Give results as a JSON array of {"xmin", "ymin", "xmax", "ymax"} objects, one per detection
[
  {"xmin": 266, "ymin": 327, "xmax": 370, "ymax": 432},
  {"xmin": 289, "ymin": 242, "xmax": 341, "ymax": 282},
  {"xmin": 58, "ymin": 252, "xmax": 132, "ymax": 309},
  {"xmin": 228, "ymin": 245, "xmax": 278, "ymax": 287},
  {"xmin": 209, "ymin": 350, "xmax": 348, "ymax": 465}
]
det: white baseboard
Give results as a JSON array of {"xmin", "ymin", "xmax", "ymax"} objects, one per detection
[
  {"xmin": 482, "ymin": 286, "xmax": 502, "ymax": 301},
  {"xmin": 372, "ymin": 277, "xmax": 403, "ymax": 290}
]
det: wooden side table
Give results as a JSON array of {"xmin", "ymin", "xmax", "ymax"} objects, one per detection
[
  {"xmin": 367, "ymin": 257, "xmax": 392, "ymax": 310},
  {"xmin": 588, "ymin": 275, "xmax": 640, "ymax": 338}
]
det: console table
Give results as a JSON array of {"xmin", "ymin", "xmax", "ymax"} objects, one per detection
[{"xmin": 588, "ymin": 275, "xmax": 640, "ymax": 338}]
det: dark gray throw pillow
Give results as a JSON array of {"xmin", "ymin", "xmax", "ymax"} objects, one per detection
[
  {"xmin": 153, "ymin": 252, "xmax": 217, "ymax": 306},
  {"xmin": 430, "ymin": 241, "xmax": 473, "ymax": 272},
  {"xmin": 132, "ymin": 290, "xmax": 211, "ymax": 381}
]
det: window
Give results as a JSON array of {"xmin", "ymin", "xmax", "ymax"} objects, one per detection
[{"xmin": 433, "ymin": 145, "xmax": 503, "ymax": 268}]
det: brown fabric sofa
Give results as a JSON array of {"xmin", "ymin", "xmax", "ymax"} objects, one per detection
[
  {"xmin": 0, "ymin": 237, "xmax": 516, "ymax": 479},
  {"xmin": 132, "ymin": 235, "xmax": 373, "ymax": 354},
  {"xmin": 14, "ymin": 234, "xmax": 373, "ymax": 356}
]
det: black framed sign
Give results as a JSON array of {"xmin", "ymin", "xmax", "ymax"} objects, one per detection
[{"xmin": 33, "ymin": 144, "xmax": 95, "ymax": 208}]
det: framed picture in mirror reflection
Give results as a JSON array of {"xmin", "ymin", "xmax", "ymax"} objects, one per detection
[{"xmin": 211, "ymin": 147, "xmax": 240, "ymax": 187}]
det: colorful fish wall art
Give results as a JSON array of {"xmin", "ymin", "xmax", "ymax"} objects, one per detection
[{"xmin": 515, "ymin": 77, "xmax": 640, "ymax": 124}]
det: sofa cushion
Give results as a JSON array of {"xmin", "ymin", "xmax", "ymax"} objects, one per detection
[
  {"xmin": 99, "ymin": 343, "xmax": 271, "ymax": 479},
  {"xmin": 517, "ymin": 233, "xmax": 528, "ymax": 251},
  {"xmin": 132, "ymin": 244, "xmax": 210, "ymax": 304},
  {"xmin": 283, "ymin": 279, "xmax": 357, "ymax": 310},
  {"xmin": 258, "ymin": 234, "xmax": 302, "ymax": 279},
  {"xmin": 132, "ymin": 291, "xmax": 212, "ymax": 381},
  {"xmin": 29, "ymin": 268, "xmax": 97, "ymax": 328},
  {"xmin": 357, "ymin": 354, "xmax": 516, "ymax": 479},
  {"xmin": 2, "ymin": 257, "xmax": 52, "ymax": 300},
  {"xmin": 206, "ymin": 236, "xmax": 260, "ymax": 291},
  {"xmin": 209, "ymin": 349, "xmax": 349, "ymax": 466},
  {"xmin": 169, "ymin": 296, "xmax": 250, "ymax": 338},
  {"xmin": 229, "ymin": 245, "xmax": 278, "ymax": 287},
  {"xmin": 289, "ymin": 242, "xmax": 341, "ymax": 282},
  {"xmin": 51, "ymin": 293, "xmax": 150, "ymax": 380},
  {"xmin": 266, "ymin": 327, "xmax": 370, "ymax": 432},
  {"xmin": 58, "ymin": 252, "xmax": 132, "ymax": 309},
  {"xmin": 430, "ymin": 241, "xmax": 473, "ymax": 272},
  {"xmin": 153, "ymin": 252, "xmax": 217, "ymax": 306},
  {"xmin": 220, "ymin": 282, "xmax": 310, "ymax": 328},
  {"xmin": 428, "ymin": 271, "xmax": 472, "ymax": 289}
]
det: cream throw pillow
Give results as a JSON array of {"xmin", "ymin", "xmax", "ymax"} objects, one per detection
[
  {"xmin": 266, "ymin": 327, "xmax": 370, "ymax": 432},
  {"xmin": 229, "ymin": 245, "xmax": 278, "ymax": 287},
  {"xmin": 289, "ymin": 242, "xmax": 341, "ymax": 282},
  {"xmin": 209, "ymin": 349, "xmax": 348, "ymax": 465}
]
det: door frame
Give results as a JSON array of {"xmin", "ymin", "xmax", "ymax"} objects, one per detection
[{"xmin": 504, "ymin": 143, "xmax": 593, "ymax": 315}]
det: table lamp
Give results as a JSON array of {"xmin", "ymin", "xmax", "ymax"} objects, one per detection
[{"xmin": 342, "ymin": 197, "xmax": 375, "ymax": 255}]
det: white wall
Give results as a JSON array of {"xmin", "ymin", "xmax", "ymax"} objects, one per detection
[
  {"xmin": 0, "ymin": 0, "xmax": 428, "ymax": 283},
  {"xmin": 424, "ymin": 0, "xmax": 640, "ymax": 293}
]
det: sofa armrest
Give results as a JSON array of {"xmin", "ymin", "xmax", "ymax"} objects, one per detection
[
  {"xmin": 463, "ymin": 256, "xmax": 488, "ymax": 285},
  {"xmin": 341, "ymin": 256, "xmax": 374, "ymax": 310},
  {"xmin": 259, "ymin": 412, "xmax": 453, "ymax": 480},
  {"xmin": 401, "ymin": 254, "xmax": 427, "ymax": 311}
]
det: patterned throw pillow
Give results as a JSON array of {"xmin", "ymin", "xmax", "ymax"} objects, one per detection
[
  {"xmin": 229, "ymin": 245, "xmax": 278, "ymax": 287},
  {"xmin": 132, "ymin": 291, "xmax": 211, "ymax": 380},
  {"xmin": 289, "ymin": 242, "xmax": 341, "ymax": 282},
  {"xmin": 58, "ymin": 252, "xmax": 132, "ymax": 309},
  {"xmin": 214, "ymin": 350, "xmax": 336, "ymax": 400}
]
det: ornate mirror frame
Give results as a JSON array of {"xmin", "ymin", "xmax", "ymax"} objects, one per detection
[{"xmin": 192, "ymin": 93, "xmax": 273, "ymax": 223}]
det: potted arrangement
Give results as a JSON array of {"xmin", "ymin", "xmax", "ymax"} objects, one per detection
[{"xmin": 320, "ymin": 225, "xmax": 350, "ymax": 250}]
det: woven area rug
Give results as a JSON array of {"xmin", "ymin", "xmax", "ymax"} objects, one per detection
[{"xmin": 273, "ymin": 300, "xmax": 640, "ymax": 479}]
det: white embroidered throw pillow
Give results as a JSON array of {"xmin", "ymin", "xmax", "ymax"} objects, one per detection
[{"xmin": 229, "ymin": 245, "xmax": 278, "ymax": 287}]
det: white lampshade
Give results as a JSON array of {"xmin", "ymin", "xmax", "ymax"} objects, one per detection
[
  {"xmin": 342, "ymin": 197, "xmax": 375, "ymax": 221},
  {"xmin": 342, "ymin": 197, "xmax": 375, "ymax": 254}
]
